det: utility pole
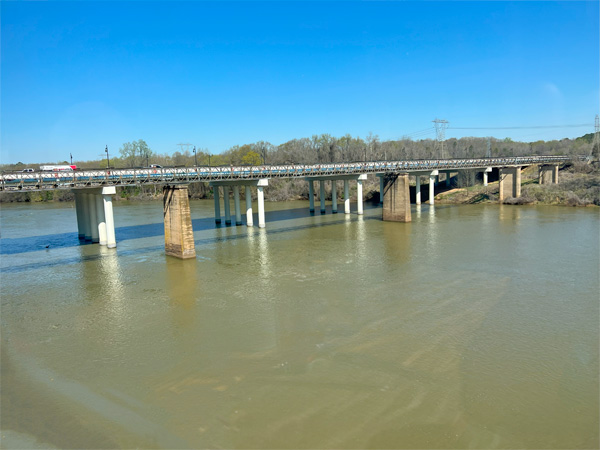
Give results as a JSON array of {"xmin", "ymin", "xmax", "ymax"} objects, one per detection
[
  {"xmin": 193, "ymin": 146, "xmax": 197, "ymax": 166},
  {"xmin": 433, "ymin": 118, "xmax": 449, "ymax": 159},
  {"xmin": 105, "ymin": 145, "xmax": 110, "ymax": 169},
  {"xmin": 70, "ymin": 153, "xmax": 73, "ymax": 165}
]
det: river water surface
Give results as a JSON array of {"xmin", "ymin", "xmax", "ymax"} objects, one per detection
[{"xmin": 1, "ymin": 200, "xmax": 598, "ymax": 449}]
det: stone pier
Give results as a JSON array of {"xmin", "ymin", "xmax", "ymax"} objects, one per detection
[
  {"xmin": 499, "ymin": 167, "xmax": 521, "ymax": 202},
  {"xmin": 163, "ymin": 185, "xmax": 196, "ymax": 259},
  {"xmin": 382, "ymin": 173, "xmax": 411, "ymax": 222}
]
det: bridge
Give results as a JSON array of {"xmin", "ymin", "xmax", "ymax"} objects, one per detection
[{"xmin": 1, "ymin": 155, "xmax": 574, "ymax": 258}]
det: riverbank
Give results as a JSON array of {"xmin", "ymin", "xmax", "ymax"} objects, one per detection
[{"xmin": 436, "ymin": 164, "xmax": 600, "ymax": 207}]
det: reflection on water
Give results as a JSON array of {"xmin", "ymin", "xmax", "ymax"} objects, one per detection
[{"xmin": 1, "ymin": 200, "xmax": 598, "ymax": 449}]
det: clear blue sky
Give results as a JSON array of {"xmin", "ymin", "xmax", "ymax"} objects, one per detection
[{"xmin": 1, "ymin": 1, "xmax": 598, "ymax": 164}]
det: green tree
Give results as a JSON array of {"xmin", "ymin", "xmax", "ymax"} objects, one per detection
[
  {"xmin": 119, "ymin": 142, "xmax": 136, "ymax": 167},
  {"xmin": 241, "ymin": 150, "xmax": 262, "ymax": 165}
]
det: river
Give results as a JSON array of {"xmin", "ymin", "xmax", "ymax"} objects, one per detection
[{"xmin": 1, "ymin": 200, "xmax": 598, "ymax": 449}]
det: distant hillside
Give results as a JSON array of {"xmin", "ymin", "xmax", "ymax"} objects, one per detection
[{"xmin": 576, "ymin": 133, "xmax": 594, "ymax": 143}]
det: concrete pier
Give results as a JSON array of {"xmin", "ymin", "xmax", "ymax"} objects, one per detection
[
  {"xmin": 415, "ymin": 175, "xmax": 421, "ymax": 205},
  {"xmin": 213, "ymin": 186, "xmax": 221, "ymax": 224},
  {"xmin": 233, "ymin": 185, "xmax": 242, "ymax": 225},
  {"xmin": 320, "ymin": 180, "xmax": 326, "ymax": 214},
  {"xmin": 357, "ymin": 174, "xmax": 366, "ymax": 215},
  {"xmin": 102, "ymin": 187, "xmax": 116, "ymax": 248},
  {"xmin": 382, "ymin": 173, "xmax": 411, "ymax": 222},
  {"xmin": 95, "ymin": 194, "xmax": 107, "ymax": 245},
  {"xmin": 257, "ymin": 179, "xmax": 267, "ymax": 228},
  {"xmin": 223, "ymin": 186, "xmax": 231, "ymax": 225},
  {"xmin": 539, "ymin": 165, "xmax": 559, "ymax": 184},
  {"xmin": 75, "ymin": 193, "xmax": 85, "ymax": 240},
  {"xmin": 483, "ymin": 167, "xmax": 492, "ymax": 187},
  {"xmin": 88, "ymin": 193, "xmax": 99, "ymax": 243},
  {"xmin": 73, "ymin": 187, "xmax": 117, "ymax": 248},
  {"xmin": 379, "ymin": 176, "xmax": 385, "ymax": 205},
  {"xmin": 344, "ymin": 180, "xmax": 350, "ymax": 214},
  {"xmin": 245, "ymin": 186, "xmax": 253, "ymax": 227},
  {"xmin": 429, "ymin": 170, "xmax": 439, "ymax": 205},
  {"xmin": 309, "ymin": 181, "xmax": 315, "ymax": 213},
  {"xmin": 163, "ymin": 185, "xmax": 196, "ymax": 259},
  {"xmin": 331, "ymin": 181, "xmax": 338, "ymax": 213},
  {"xmin": 499, "ymin": 166, "xmax": 522, "ymax": 202}
]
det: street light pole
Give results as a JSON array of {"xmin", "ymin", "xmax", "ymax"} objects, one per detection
[
  {"xmin": 105, "ymin": 145, "xmax": 110, "ymax": 169},
  {"xmin": 70, "ymin": 153, "xmax": 73, "ymax": 165},
  {"xmin": 208, "ymin": 153, "xmax": 211, "ymax": 166},
  {"xmin": 193, "ymin": 146, "xmax": 197, "ymax": 166}
]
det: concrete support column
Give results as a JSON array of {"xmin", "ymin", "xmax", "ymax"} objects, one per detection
[
  {"xmin": 95, "ymin": 194, "xmax": 107, "ymax": 245},
  {"xmin": 415, "ymin": 176, "xmax": 421, "ymax": 205},
  {"xmin": 223, "ymin": 186, "xmax": 231, "ymax": 225},
  {"xmin": 102, "ymin": 187, "xmax": 117, "ymax": 248},
  {"xmin": 320, "ymin": 180, "xmax": 326, "ymax": 213},
  {"xmin": 379, "ymin": 176, "xmax": 385, "ymax": 205},
  {"xmin": 245, "ymin": 186, "xmax": 253, "ymax": 227},
  {"xmin": 75, "ymin": 193, "xmax": 85, "ymax": 240},
  {"xmin": 344, "ymin": 180, "xmax": 350, "ymax": 214},
  {"xmin": 446, "ymin": 172, "xmax": 451, "ymax": 187},
  {"xmin": 382, "ymin": 174, "xmax": 411, "ymax": 222},
  {"xmin": 539, "ymin": 165, "xmax": 559, "ymax": 185},
  {"xmin": 429, "ymin": 176, "xmax": 436, "ymax": 205},
  {"xmin": 257, "ymin": 186, "xmax": 266, "ymax": 228},
  {"xmin": 331, "ymin": 181, "xmax": 338, "ymax": 213},
  {"xmin": 233, "ymin": 185, "xmax": 242, "ymax": 225},
  {"xmin": 483, "ymin": 167, "xmax": 492, "ymax": 187},
  {"xmin": 163, "ymin": 185, "xmax": 196, "ymax": 259},
  {"xmin": 81, "ymin": 193, "xmax": 91, "ymax": 241},
  {"xmin": 213, "ymin": 186, "xmax": 221, "ymax": 224},
  {"xmin": 88, "ymin": 193, "xmax": 99, "ymax": 243},
  {"xmin": 357, "ymin": 176, "xmax": 365, "ymax": 215},
  {"xmin": 308, "ymin": 181, "xmax": 315, "ymax": 213},
  {"xmin": 499, "ymin": 167, "xmax": 522, "ymax": 202}
]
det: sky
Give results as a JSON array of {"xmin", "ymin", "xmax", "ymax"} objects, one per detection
[{"xmin": 1, "ymin": 1, "xmax": 598, "ymax": 164}]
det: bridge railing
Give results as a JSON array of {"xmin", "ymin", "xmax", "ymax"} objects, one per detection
[{"xmin": 0, "ymin": 155, "xmax": 582, "ymax": 192}]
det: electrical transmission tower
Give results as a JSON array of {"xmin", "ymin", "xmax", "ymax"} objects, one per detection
[
  {"xmin": 592, "ymin": 115, "xmax": 600, "ymax": 160},
  {"xmin": 433, "ymin": 118, "xmax": 449, "ymax": 159},
  {"xmin": 177, "ymin": 143, "xmax": 192, "ymax": 154}
]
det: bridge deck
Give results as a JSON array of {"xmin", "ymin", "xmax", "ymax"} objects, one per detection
[{"xmin": 0, "ymin": 155, "xmax": 575, "ymax": 192}]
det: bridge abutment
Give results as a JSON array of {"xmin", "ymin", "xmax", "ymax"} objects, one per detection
[
  {"xmin": 163, "ymin": 185, "xmax": 196, "ymax": 259},
  {"xmin": 499, "ymin": 166, "xmax": 522, "ymax": 202}
]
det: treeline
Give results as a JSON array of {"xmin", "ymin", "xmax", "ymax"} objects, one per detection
[{"xmin": 2, "ymin": 133, "xmax": 596, "ymax": 173}]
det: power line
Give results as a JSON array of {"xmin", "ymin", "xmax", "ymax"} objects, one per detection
[{"xmin": 449, "ymin": 124, "xmax": 592, "ymax": 130}]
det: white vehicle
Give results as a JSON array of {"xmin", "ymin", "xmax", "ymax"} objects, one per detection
[{"xmin": 39, "ymin": 165, "xmax": 77, "ymax": 171}]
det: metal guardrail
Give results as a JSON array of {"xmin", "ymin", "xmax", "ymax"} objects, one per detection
[{"xmin": 0, "ymin": 155, "xmax": 580, "ymax": 192}]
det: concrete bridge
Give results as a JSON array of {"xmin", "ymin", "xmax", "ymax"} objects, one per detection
[{"xmin": 0, "ymin": 155, "xmax": 573, "ymax": 258}]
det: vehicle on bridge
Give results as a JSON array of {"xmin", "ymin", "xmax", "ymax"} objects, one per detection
[{"xmin": 39, "ymin": 164, "xmax": 78, "ymax": 171}]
